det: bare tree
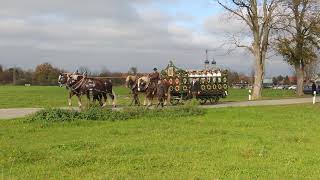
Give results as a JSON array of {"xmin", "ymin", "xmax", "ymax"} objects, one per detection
[
  {"xmin": 128, "ymin": 67, "xmax": 138, "ymax": 75},
  {"xmin": 217, "ymin": 0, "xmax": 280, "ymax": 100},
  {"xmin": 274, "ymin": 0, "xmax": 320, "ymax": 96},
  {"xmin": 78, "ymin": 66, "xmax": 91, "ymax": 75},
  {"xmin": 305, "ymin": 59, "xmax": 320, "ymax": 81}
]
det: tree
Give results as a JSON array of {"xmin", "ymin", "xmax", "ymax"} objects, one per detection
[
  {"xmin": 33, "ymin": 63, "xmax": 60, "ymax": 85},
  {"xmin": 275, "ymin": 0, "xmax": 320, "ymax": 96},
  {"xmin": 78, "ymin": 66, "xmax": 91, "ymax": 75},
  {"xmin": 284, "ymin": 75, "xmax": 290, "ymax": 85},
  {"xmin": 228, "ymin": 70, "xmax": 240, "ymax": 86},
  {"xmin": 128, "ymin": 67, "xmax": 138, "ymax": 75},
  {"xmin": 99, "ymin": 68, "xmax": 111, "ymax": 77},
  {"xmin": 272, "ymin": 77, "xmax": 278, "ymax": 85},
  {"xmin": 217, "ymin": 0, "xmax": 280, "ymax": 100},
  {"xmin": 277, "ymin": 75, "xmax": 284, "ymax": 84}
]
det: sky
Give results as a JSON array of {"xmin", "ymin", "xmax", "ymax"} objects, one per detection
[{"xmin": 0, "ymin": 0, "xmax": 292, "ymax": 76}]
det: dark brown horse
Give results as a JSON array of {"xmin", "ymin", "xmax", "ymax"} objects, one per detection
[
  {"xmin": 58, "ymin": 72, "xmax": 83, "ymax": 107},
  {"xmin": 59, "ymin": 73, "xmax": 116, "ymax": 108}
]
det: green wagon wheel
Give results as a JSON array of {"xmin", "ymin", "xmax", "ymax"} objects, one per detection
[
  {"xmin": 209, "ymin": 96, "xmax": 219, "ymax": 104},
  {"xmin": 198, "ymin": 98, "xmax": 207, "ymax": 105},
  {"xmin": 170, "ymin": 98, "xmax": 180, "ymax": 106}
]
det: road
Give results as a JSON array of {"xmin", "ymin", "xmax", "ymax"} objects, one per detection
[{"xmin": 0, "ymin": 97, "xmax": 316, "ymax": 119}]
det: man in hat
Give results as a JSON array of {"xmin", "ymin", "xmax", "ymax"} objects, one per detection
[{"xmin": 149, "ymin": 68, "xmax": 160, "ymax": 86}]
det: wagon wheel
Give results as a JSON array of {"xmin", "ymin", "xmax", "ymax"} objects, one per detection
[
  {"xmin": 209, "ymin": 96, "xmax": 219, "ymax": 104},
  {"xmin": 170, "ymin": 97, "xmax": 180, "ymax": 106},
  {"xmin": 198, "ymin": 98, "xmax": 207, "ymax": 105}
]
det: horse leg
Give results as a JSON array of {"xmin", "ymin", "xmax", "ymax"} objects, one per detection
[
  {"xmin": 110, "ymin": 92, "xmax": 116, "ymax": 108},
  {"xmin": 98, "ymin": 94, "xmax": 104, "ymax": 107},
  {"xmin": 102, "ymin": 93, "xmax": 107, "ymax": 107},
  {"xmin": 77, "ymin": 95, "xmax": 82, "ymax": 109},
  {"xmin": 86, "ymin": 91, "xmax": 91, "ymax": 107},
  {"xmin": 68, "ymin": 92, "xmax": 73, "ymax": 106},
  {"xmin": 143, "ymin": 97, "xmax": 147, "ymax": 106},
  {"xmin": 135, "ymin": 94, "xmax": 140, "ymax": 106}
]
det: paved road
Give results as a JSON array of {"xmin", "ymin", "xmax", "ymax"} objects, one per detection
[
  {"xmin": 203, "ymin": 97, "xmax": 314, "ymax": 108},
  {"xmin": 0, "ymin": 97, "xmax": 316, "ymax": 119}
]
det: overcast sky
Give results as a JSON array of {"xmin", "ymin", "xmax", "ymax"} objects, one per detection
[{"xmin": 0, "ymin": 0, "xmax": 292, "ymax": 76}]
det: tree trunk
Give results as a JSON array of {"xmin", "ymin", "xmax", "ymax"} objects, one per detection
[
  {"xmin": 295, "ymin": 65, "xmax": 304, "ymax": 96},
  {"xmin": 252, "ymin": 54, "xmax": 264, "ymax": 100}
]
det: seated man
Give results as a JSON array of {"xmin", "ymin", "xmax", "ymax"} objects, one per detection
[
  {"xmin": 190, "ymin": 78, "xmax": 200, "ymax": 98},
  {"xmin": 149, "ymin": 68, "xmax": 160, "ymax": 94},
  {"xmin": 149, "ymin": 68, "xmax": 160, "ymax": 84}
]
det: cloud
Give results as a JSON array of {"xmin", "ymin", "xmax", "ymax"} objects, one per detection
[{"xmin": 0, "ymin": 0, "xmax": 290, "ymax": 76}]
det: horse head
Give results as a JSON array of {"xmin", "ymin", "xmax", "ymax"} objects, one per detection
[
  {"xmin": 137, "ymin": 76, "xmax": 149, "ymax": 91},
  {"xmin": 58, "ymin": 73, "xmax": 71, "ymax": 87},
  {"xmin": 125, "ymin": 75, "xmax": 138, "ymax": 89}
]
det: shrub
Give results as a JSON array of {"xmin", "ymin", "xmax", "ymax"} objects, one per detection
[
  {"xmin": 28, "ymin": 108, "xmax": 79, "ymax": 122},
  {"xmin": 28, "ymin": 104, "xmax": 206, "ymax": 123}
]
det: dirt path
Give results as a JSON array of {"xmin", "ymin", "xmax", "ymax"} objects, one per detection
[{"xmin": 0, "ymin": 97, "xmax": 317, "ymax": 119}]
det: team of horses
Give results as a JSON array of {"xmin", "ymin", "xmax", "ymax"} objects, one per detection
[{"xmin": 58, "ymin": 72, "xmax": 170, "ymax": 108}]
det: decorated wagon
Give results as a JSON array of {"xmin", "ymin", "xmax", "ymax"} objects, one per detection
[{"xmin": 161, "ymin": 61, "xmax": 228, "ymax": 105}]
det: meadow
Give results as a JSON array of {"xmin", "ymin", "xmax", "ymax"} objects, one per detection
[
  {"xmin": 0, "ymin": 85, "xmax": 301, "ymax": 108},
  {"xmin": 1, "ymin": 104, "xmax": 320, "ymax": 179}
]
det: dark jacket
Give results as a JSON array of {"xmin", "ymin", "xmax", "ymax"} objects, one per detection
[
  {"xmin": 312, "ymin": 83, "xmax": 317, "ymax": 92},
  {"xmin": 191, "ymin": 80, "xmax": 200, "ymax": 92},
  {"xmin": 150, "ymin": 72, "xmax": 160, "ymax": 83}
]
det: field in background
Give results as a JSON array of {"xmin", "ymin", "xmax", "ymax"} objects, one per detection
[
  {"xmin": 1, "ymin": 104, "xmax": 320, "ymax": 179},
  {"xmin": 0, "ymin": 85, "xmax": 303, "ymax": 108}
]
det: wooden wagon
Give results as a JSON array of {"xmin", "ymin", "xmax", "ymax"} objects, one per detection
[{"xmin": 161, "ymin": 61, "xmax": 228, "ymax": 105}]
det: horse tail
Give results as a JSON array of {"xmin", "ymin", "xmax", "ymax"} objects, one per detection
[{"xmin": 112, "ymin": 90, "xmax": 117, "ymax": 107}]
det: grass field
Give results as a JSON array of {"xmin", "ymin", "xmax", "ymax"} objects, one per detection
[
  {"xmin": 1, "ymin": 104, "xmax": 320, "ymax": 179},
  {"xmin": 0, "ymin": 85, "xmax": 302, "ymax": 108}
]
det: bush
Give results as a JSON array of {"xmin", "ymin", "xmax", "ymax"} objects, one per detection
[
  {"xmin": 29, "ymin": 108, "xmax": 79, "ymax": 122},
  {"xmin": 28, "ymin": 104, "xmax": 206, "ymax": 123}
]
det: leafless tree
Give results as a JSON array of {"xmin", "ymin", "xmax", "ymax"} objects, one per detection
[{"xmin": 216, "ymin": 0, "xmax": 281, "ymax": 100}]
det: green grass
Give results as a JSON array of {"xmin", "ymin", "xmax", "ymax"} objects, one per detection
[
  {"xmin": 0, "ymin": 86, "xmax": 303, "ymax": 108},
  {"xmin": 1, "ymin": 104, "xmax": 320, "ymax": 179},
  {"xmin": 0, "ymin": 85, "xmax": 131, "ymax": 108}
]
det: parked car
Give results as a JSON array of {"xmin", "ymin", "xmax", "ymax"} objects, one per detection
[
  {"xmin": 288, "ymin": 85, "xmax": 296, "ymax": 90},
  {"xmin": 303, "ymin": 85, "xmax": 320, "ymax": 94},
  {"xmin": 273, "ymin": 85, "xmax": 284, "ymax": 90}
]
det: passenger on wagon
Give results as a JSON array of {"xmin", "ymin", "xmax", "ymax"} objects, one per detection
[{"xmin": 190, "ymin": 78, "xmax": 200, "ymax": 98}]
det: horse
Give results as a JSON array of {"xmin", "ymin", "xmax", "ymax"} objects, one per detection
[
  {"xmin": 58, "ymin": 72, "xmax": 83, "ymax": 107},
  {"xmin": 125, "ymin": 75, "xmax": 141, "ymax": 106},
  {"xmin": 136, "ymin": 76, "xmax": 170, "ymax": 107},
  {"xmin": 156, "ymin": 79, "xmax": 171, "ymax": 108},
  {"xmin": 125, "ymin": 75, "xmax": 154, "ymax": 106},
  {"xmin": 67, "ymin": 74, "xmax": 117, "ymax": 108},
  {"xmin": 59, "ymin": 72, "xmax": 116, "ymax": 108}
]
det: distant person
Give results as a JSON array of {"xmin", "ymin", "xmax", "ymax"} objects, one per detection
[
  {"xmin": 190, "ymin": 78, "xmax": 200, "ymax": 98},
  {"xmin": 312, "ymin": 82, "xmax": 317, "ymax": 94}
]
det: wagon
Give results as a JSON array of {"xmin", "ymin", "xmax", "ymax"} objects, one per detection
[{"xmin": 161, "ymin": 61, "xmax": 228, "ymax": 105}]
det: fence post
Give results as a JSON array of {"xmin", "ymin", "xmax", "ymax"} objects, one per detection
[
  {"xmin": 313, "ymin": 91, "xmax": 316, "ymax": 104},
  {"xmin": 248, "ymin": 89, "xmax": 252, "ymax": 101}
]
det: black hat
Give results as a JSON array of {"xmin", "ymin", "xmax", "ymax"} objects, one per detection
[{"xmin": 153, "ymin": 68, "xmax": 157, "ymax": 71}]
